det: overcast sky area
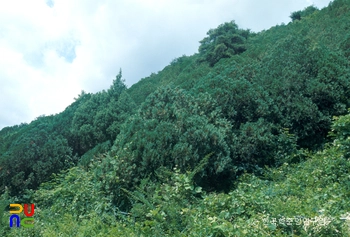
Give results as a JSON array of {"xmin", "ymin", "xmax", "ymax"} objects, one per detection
[{"xmin": 0, "ymin": 0, "xmax": 332, "ymax": 130}]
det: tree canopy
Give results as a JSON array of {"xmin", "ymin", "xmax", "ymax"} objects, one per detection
[{"xmin": 1, "ymin": 0, "xmax": 350, "ymax": 235}]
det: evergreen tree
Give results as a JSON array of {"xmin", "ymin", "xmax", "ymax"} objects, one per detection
[
  {"xmin": 113, "ymin": 86, "xmax": 233, "ymax": 189},
  {"xmin": 198, "ymin": 20, "xmax": 250, "ymax": 66}
]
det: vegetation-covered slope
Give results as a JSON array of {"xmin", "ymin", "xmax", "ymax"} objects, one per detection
[{"xmin": 1, "ymin": 0, "xmax": 350, "ymax": 236}]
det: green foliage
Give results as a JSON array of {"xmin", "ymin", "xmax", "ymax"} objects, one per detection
[
  {"xmin": 290, "ymin": 5, "xmax": 318, "ymax": 22},
  {"xmin": 341, "ymin": 34, "xmax": 350, "ymax": 59},
  {"xmin": 108, "ymin": 69, "xmax": 127, "ymax": 99},
  {"xmin": 290, "ymin": 10, "xmax": 301, "ymax": 21},
  {"xmin": 105, "ymin": 91, "xmax": 137, "ymax": 140},
  {"xmin": 26, "ymin": 124, "xmax": 349, "ymax": 236},
  {"xmin": 0, "ymin": 117, "xmax": 76, "ymax": 195},
  {"xmin": 255, "ymin": 35, "xmax": 350, "ymax": 148},
  {"xmin": 70, "ymin": 91, "xmax": 109, "ymax": 154},
  {"xmin": 233, "ymin": 119, "xmax": 298, "ymax": 170},
  {"xmin": 2, "ymin": 1, "xmax": 350, "ymax": 236},
  {"xmin": 79, "ymin": 141, "xmax": 112, "ymax": 168},
  {"xmin": 70, "ymin": 72, "xmax": 134, "ymax": 156},
  {"xmin": 127, "ymin": 55, "xmax": 197, "ymax": 105},
  {"xmin": 34, "ymin": 165, "xmax": 116, "ymax": 221},
  {"xmin": 198, "ymin": 20, "xmax": 250, "ymax": 66},
  {"xmin": 327, "ymin": 0, "xmax": 350, "ymax": 16},
  {"xmin": 125, "ymin": 167, "xmax": 205, "ymax": 235},
  {"xmin": 331, "ymin": 111, "xmax": 350, "ymax": 158},
  {"xmin": 113, "ymin": 86, "xmax": 233, "ymax": 190}
]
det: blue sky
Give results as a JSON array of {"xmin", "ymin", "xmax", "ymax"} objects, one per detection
[{"xmin": 0, "ymin": 0, "xmax": 331, "ymax": 129}]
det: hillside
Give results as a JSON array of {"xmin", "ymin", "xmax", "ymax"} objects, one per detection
[{"xmin": 1, "ymin": 0, "xmax": 350, "ymax": 236}]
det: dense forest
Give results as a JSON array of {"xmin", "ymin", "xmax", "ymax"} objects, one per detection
[{"xmin": 1, "ymin": 0, "xmax": 350, "ymax": 236}]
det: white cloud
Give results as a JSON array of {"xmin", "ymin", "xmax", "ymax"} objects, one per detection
[{"xmin": 0, "ymin": 0, "xmax": 332, "ymax": 129}]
